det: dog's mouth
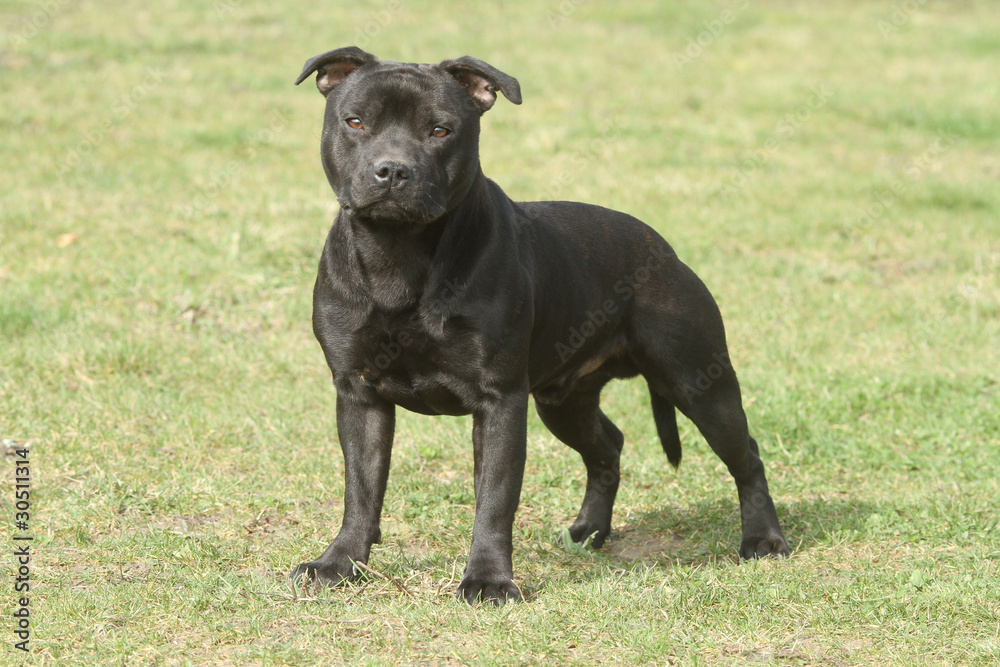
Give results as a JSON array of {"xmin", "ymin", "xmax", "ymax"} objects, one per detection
[{"xmin": 341, "ymin": 191, "xmax": 449, "ymax": 225}]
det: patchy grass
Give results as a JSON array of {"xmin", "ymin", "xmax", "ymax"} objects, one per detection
[{"xmin": 1, "ymin": 0, "xmax": 998, "ymax": 664}]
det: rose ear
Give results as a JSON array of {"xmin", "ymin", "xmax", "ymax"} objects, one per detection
[
  {"xmin": 439, "ymin": 56, "xmax": 522, "ymax": 113},
  {"xmin": 295, "ymin": 46, "xmax": 379, "ymax": 97}
]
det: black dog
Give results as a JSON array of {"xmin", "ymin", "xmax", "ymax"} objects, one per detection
[{"xmin": 291, "ymin": 47, "xmax": 789, "ymax": 605}]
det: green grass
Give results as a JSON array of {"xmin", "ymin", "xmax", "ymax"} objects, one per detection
[{"xmin": 2, "ymin": 0, "xmax": 999, "ymax": 664}]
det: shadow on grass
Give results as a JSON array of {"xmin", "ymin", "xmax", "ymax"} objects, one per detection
[
  {"xmin": 505, "ymin": 495, "xmax": 890, "ymax": 601},
  {"xmin": 284, "ymin": 495, "xmax": 889, "ymax": 603},
  {"xmin": 598, "ymin": 494, "xmax": 880, "ymax": 567}
]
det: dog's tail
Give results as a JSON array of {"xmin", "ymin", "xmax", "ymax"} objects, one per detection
[{"xmin": 649, "ymin": 389, "xmax": 682, "ymax": 468}]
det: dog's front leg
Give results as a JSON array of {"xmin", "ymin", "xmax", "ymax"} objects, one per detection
[
  {"xmin": 291, "ymin": 393, "xmax": 395, "ymax": 586},
  {"xmin": 457, "ymin": 391, "xmax": 529, "ymax": 605}
]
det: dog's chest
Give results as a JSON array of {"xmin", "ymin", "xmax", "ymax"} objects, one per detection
[{"xmin": 342, "ymin": 309, "xmax": 482, "ymax": 416}]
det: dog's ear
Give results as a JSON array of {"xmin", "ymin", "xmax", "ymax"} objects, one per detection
[
  {"xmin": 439, "ymin": 56, "xmax": 522, "ymax": 113},
  {"xmin": 295, "ymin": 46, "xmax": 378, "ymax": 97}
]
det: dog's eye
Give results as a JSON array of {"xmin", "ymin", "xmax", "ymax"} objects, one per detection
[
  {"xmin": 431, "ymin": 126, "xmax": 450, "ymax": 138},
  {"xmin": 346, "ymin": 118, "xmax": 364, "ymax": 130}
]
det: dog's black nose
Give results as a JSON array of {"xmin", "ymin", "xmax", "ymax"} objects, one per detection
[{"xmin": 373, "ymin": 160, "xmax": 412, "ymax": 186}]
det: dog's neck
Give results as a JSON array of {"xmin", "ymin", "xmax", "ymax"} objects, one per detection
[{"xmin": 336, "ymin": 169, "xmax": 506, "ymax": 312}]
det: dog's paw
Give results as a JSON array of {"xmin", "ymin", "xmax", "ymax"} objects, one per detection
[
  {"xmin": 566, "ymin": 520, "xmax": 611, "ymax": 549},
  {"xmin": 289, "ymin": 558, "xmax": 360, "ymax": 587},
  {"xmin": 456, "ymin": 576, "xmax": 522, "ymax": 606},
  {"xmin": 739, "ymin": 534, "xmax": 791, "ymax": 560}
]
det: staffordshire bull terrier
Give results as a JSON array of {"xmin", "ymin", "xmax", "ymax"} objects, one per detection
[{"xmin": 291, "ymin": 47, "xmax": 789, "ymax": 605}]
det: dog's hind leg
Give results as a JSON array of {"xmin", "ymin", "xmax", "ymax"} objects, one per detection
[
  {"xmin": 648, "ymin": 364, "xmax": 790, "ymax": 559},
  {"xmin": 631, "ymin": 267, "xmax": 789, "ymax": 559},
  {"xmin": 535, "ymin": 387, "xmax": 623, "ymax": 548},
  {"xmin": 684, "ymin": 381, "xmax": 789, "ymax": 558}
]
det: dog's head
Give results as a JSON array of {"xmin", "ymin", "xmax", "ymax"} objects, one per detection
[{"xmin": 296, "ymin": 47, "xmax": 521, "ymax": 225}]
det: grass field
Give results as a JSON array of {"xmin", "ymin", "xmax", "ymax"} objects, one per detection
[{"xmin": 2, "ymin": 0, "xmax": 999, "ymax": 664}]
